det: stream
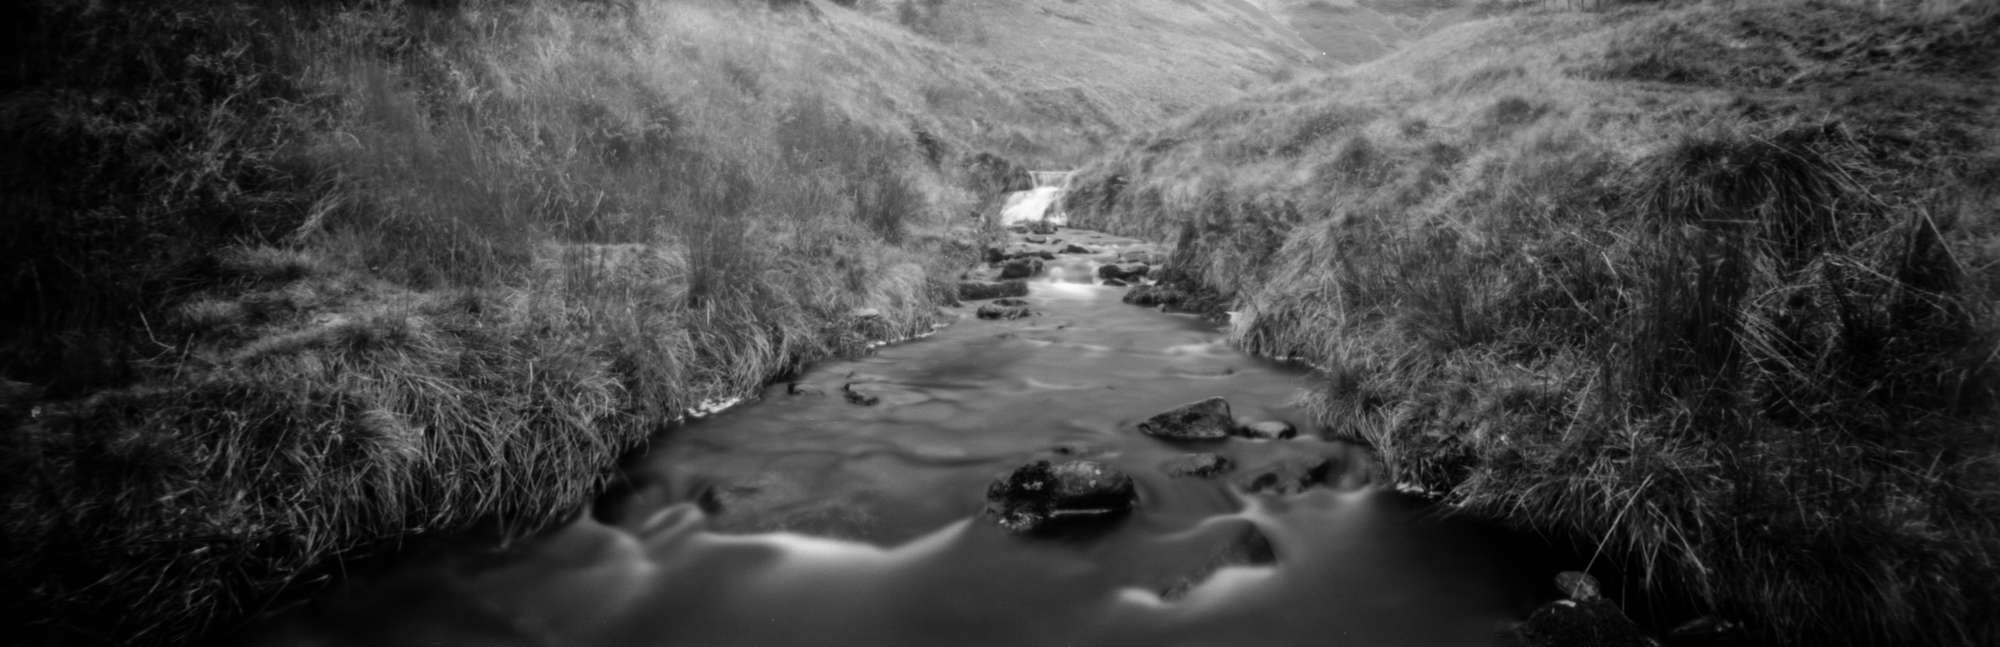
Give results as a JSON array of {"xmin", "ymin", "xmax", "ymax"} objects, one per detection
[{"xmin": 244, "ymin": 225, "xmax": 1556, "ymax": 647}]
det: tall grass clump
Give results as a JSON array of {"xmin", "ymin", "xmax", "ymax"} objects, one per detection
[
  {"xmin": 0, "ymin": 0, "xmax": 1049, "ymax": 643},
  {"xmin": 1063, "ymin": 1, "xmax": 1999, "ymax": 644}
]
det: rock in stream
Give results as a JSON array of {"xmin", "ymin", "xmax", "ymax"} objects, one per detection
[
  {"xmin": 1137, "ymin": 397, "xmax": 1235, "ymax": 441},
  {"xmin": 983, "ymin": 459, "xmax": 1137, "ymax": 533}
]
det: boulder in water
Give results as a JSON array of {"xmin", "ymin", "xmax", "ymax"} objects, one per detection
[
  {"xmin": 1027, "ymin": 221, "xmax": 1059, "ymax": 235},
  {"xmin": 1162, "ymin": 452, "xmax": 1233, "ymax": 478},
  {"xmin": 1097, "ymin": 263, "xmax": 1150, "ymax": 281},
  {"xmin": 983, "ymin": 247, "xmax": 1006, "ymax": 264},
  {"xmin": 841, "ymin": 383, "xmax": 879, "ymax": 406},
  {"xmin": 1138, "ymin": 397, "xmax": 1234, "ymax": 441},
  {"xmin": 1119, "ymin": 249, "xmax": 1159, "ymax": 264},
  {"xmin": 983, "ymin": 459, "xmax": 1136, "ymax": 533},
  {"xmin": 1235, "ymin": 456, "xmax": 1331, "ymax": 494},
  {"xmin": 1103, "ymin": 278, "xmax": 1129, "ymax": 287},
  {"xmin": 959, "ymin": 280, "xmax": 1029, "ymax": 301},
  {"xmin": 786, "ymin": 382, "xmax": 824, "ymax": 396},
  {"xmin": 1024, "ymin": 235, "xmax": 1049, "ymax": 244},
  {"xmin": 999, "ymin": 257, "xmax": 1044, "ymax": 280},
  {"xmin": 976, "ymin": 300, "xmax": 1032, "ymax": 320},
  {"xmin": 1062, "ymin": 244, "xmax": 1091, "ymax": 254},
  {"xmin": 1123, "ymin": 283, "xmax": 1189, "ymax": 308},
  {"xmin": 1154, "ymin": 522, "xmax": 1276, "ymax": 600},
  {"xmin": 1238, "ymin": 420, "xmax": 1298, "ymax": 440}
]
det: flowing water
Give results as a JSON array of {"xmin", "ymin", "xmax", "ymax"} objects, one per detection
[{"xmin": 245, "ymin": 226, "xmax": 1555, "ymax": 647}]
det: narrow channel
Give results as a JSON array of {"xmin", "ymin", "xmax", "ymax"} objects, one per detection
[{"xmin": 245, "ymin": 216, "xmax": 1555, "ymax": 647}]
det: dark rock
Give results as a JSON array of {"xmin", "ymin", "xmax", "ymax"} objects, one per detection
[
  {"xmin": 1006, "ymin": 224, "xmax": 1030, "ymax": 234},
  {"xmin": 958, "ymin": 280, "xmax": 1029, "ymax": 301},
  {"xmin": 1238, "ymin": 420, "xmax": 1297, "ymax": 440},
  {"xmin": 976, "ymin": 302, "xmax": 1032, "ymax": 320},
  {"xmin": 1096, "ymin": 263, "xmax": 1150, "ymax": 282},
  {"xmin": 1235, "ymin": 456, "xmax": 1331, "ymax": 494},
  {"xmin": 992, "ymin": 297, "xmax": 1029, "ymax": 306},
  {"xmin": 1103, "ymin": 278, "xmax": 1129, "ymax": 287},
  {"xmin": 1027, "ymin": 221, "xmax": 1058, "ymax": 235},
  {"xmin": 999, "ymin": 257, "xmax": 1044, "ymax": 280},
  {"xmin": 786, "ymin": 382, "xmax": 823, "ymax": 396},
  {"xmin": 842, "ymin": 384, "xmax": 879, "ymax": 406},
  {"xmin": 1138, "ymin": 397, "xmax": 1234, "ymax": 441},
  {"xmin": 1123, "ymin": 283, "xmax": 1188, "ymax": 308},
  {"xmin": 1155, "ymin": 522, "xmax": 1276, "ymax": 600},
  {"xmin": 983, "ymin": 247, "xmax": 1006, "ymax": 264},
  {"xmin": 1061, "ymin": 244, "xmax": 1091, "ymax": 254},
  {"xmin": 1119, "ymin": 249, "xmax": 1158, "ymax": 264},
  {"xmin": 1162, "ymin": 452, "xmax": 1233, "ymax": 478},
  {"xmin": 1024, "ymin": 235, "xmax": 1048, "ymax": 244},
  {"xmin": 983, "ymin": 459, "xmax": 1136, "ymax": 533},
  {"xmin": 1556, "ymin": 571, "xmax": 1603, "ymax": 602},
  {"xmin": 1511, "ymin": 599, "xmax": 1651, "ymax": 647},
  {"xmin": 1003, "ymin": 249, "xmax": 1057, "ymax": 261}
]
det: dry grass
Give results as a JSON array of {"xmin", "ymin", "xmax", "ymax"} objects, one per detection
[
  {"xmin": 1067, "ymin": 1, "xmax": 2000, "ymax": 644},
  {"xmin": 0, "ymin": 0, "xmax": 1060, "ymax": 643}
]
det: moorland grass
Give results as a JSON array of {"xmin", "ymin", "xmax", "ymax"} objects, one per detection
[
  {"xmin": 0, "ymin": 0, "xmax": 1070, "ymax": 643},
  {"xmin": 1066, "ymin": 1, "xmax": 2000, "ymax": 644}
]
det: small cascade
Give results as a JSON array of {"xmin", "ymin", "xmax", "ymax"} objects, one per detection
[{"xmin": 1000, "ymin": 169, "xmax": 1077, "ymax": 225}]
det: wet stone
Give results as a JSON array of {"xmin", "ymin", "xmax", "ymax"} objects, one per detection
[
  {"xmin": 1024, "ymin": 235, "xmax": 1048, "ymax": 244},
  {"xmin": 1061, "ymin": 244, "xmax": 1091, "ymax": 254},
  {"xmin": 786, "ymin": 382, "xmax": 823, "ymax": 396},
  {"xmin": 1027, "ymin": 221, "xmax": 1059, "ymax": 235},
  {"xmin": 958, "ymin": 280, "xmax": 1029, "ymax": 301},
  {"xmin": 1155, "ymin": 522, "xmax": 1276, "ymax": 600},
  {"xmin": 1238, "ymin": 420, "xmax": 1298, "ymax": 440},
  {"xmin": 1556, "ymin": 571, "xmax": 1602, "ymax": 602},
  {"xmin": 841, "ymin": 384, "xmax": 879, "ymax": 406},
  {"xmin": 983, "ymin": 247, "xmax": 1006, "ymax": 264},
  {"xmin": 1137, "ymin": 397, "xmax": 1234, "ymax": 441},
  {"xmin": 976, "ymin": 301, "xmax": 1032, "ymax": 320},
  {"xmin": 1096, "ymin": 263, "xmax": 1149, "ymax": 282},
  {"xmin": 1235, "ymin": 456, "xmax": 1331, "ymax": 494},
  {"xmin": 1162, "ymin": 452, "xmax": 1233, "ymax": 478},
  {"xmin": 999, "ymin": 258, "xmax": 1044, "ymax": 280},
  {"xmin": 1103, "ymin": 278, "xmax": 1129, "ymax": 287},
  {"xmin": 1119, "ymin": 249, "xmax": 1158, "ymax": 264},
  {"xmin": 983, "ymin": 459, "xmax": 1137, "ymax": 533},
  {"xmin": 1123, "ymin": 284, "xmax": 1188, "ymax": 308}
]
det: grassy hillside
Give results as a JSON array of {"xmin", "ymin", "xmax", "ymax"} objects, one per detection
[
  {"xmin": 1257, "ymin": 0, "xmax": 1481, "ymax": 63},
  {"xmin": 851, "ymin": 0, "xmax": 1326, "ymax": 128},
  {"xmin": 0, "ymin": 0, "xmax": 1118, "ymax": 643},
  {"xmin": 1065, "ymin": 1, "xmax": 2000, "ymax": 644}
]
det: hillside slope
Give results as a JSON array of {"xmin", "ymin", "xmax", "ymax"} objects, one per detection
[
  {"xmin": 1065, "ymin": 1, "xmax": 2000, "ymax": 644},
  {"xmin": 0, "ymin": 0, "xmax": 1112, "ymax": 643}
]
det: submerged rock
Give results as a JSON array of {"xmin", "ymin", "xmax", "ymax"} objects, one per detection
[
  {"xmin": 999, "ymin": 257, "xmax": 1044, "ymax": 280},
  {"xmin": 1103, "ymin": 278, "xmax": 1129, "ymax": 287},
  {"xmin": 983, "ymin": 247, "xmax": 1006, "ymax": 264},
  {"xmin": 1061, "ymin": 244, "xmax": 1091, "ymax": 254},
  {"xmin": 1238, "ymin": 420, "xmax": 1298, "ymax": 440},
  {"xmin": 983, "ymin": 459, "xmax": 1136, "ymax": 533},
  {"xmin": 976, "ymin": 300, "xmax": 1032, "ymax": 320},
  {"xmin": 1137, "ymin": 397, "xmax": 1234, "ymax": 441},
  {"xmin": 1024, "ymin": 234, "xmax": 1048, "ymax": 244},
  {"xmin": 1235, "ymin": 456, "xmax": 1331, "ymax": 494},
  {"xmin": 958, "ymin": 280, "xmax": 1029, "ymax": 301},
  {"xmin": 841, "ymin": 384, "xmax": 879, "ymax": 406},
  {"xmin": 1155, "ymin": 522, "xmax": 1276, "ymax": 600},
  {"xmin": 1096, "ymin": 263, "xmax": 1150, "ymax": 282},
  {"xmin": 1123, "ymin": 283, "xmax": 1188, "ymax": 308},
  {"xmin": 1162, "ymin": 452, "xmax": 1233, "ymax": 478},
  {"xmin": 785, "ymin": 382, "xmax": 823, "ymax": 396}
]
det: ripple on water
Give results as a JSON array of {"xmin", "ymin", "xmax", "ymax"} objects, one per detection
[{"xmin": 244, "ymin": 227, "xmax": 1551, "ymax": 647}]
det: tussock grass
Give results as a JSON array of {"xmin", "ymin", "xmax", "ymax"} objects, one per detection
[
  {"xmin": 1067, "ymin": 1, "xmax": 2000, "ymax": 644},
  {"xmin": 1, "ymin": 0, "xmax": 1051, "ymax": 643}
]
